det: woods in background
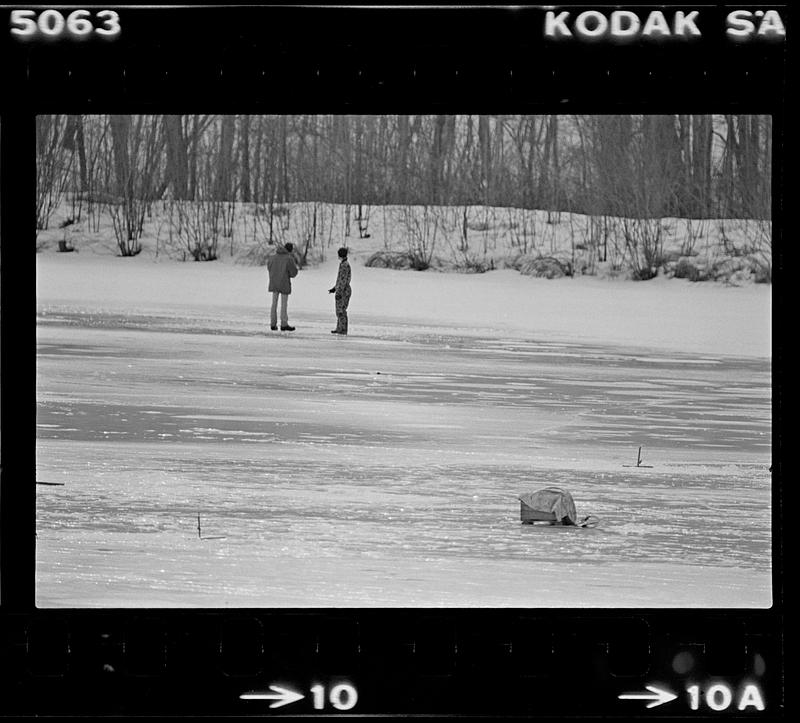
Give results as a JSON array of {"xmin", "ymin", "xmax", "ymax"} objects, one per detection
[{"xmin": 36, "ymin": 114, "xmax": 772, "ymax": 269}]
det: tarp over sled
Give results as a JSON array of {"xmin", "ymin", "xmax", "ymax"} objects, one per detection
[{"xmin": 518, "ymin": 487, "xmax": 578, "ymax": 525}]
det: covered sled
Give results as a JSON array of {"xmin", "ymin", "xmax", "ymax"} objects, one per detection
[{"xmin": 518, "ymin": 487, "xmax": 597, "ymax": 527}]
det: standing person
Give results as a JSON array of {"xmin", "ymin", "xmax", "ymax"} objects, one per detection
[
  {"xmin": 267, "ymin": 242, "xmax": 298, "ymax": 331},
  {"xmin": 328, "ymin": 246, "xmax": 352, "ymax": 335}
]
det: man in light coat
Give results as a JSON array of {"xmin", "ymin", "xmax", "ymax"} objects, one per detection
[{"xmin": 267, "ymin": 242, "xmax": 298, "ymax": 331}]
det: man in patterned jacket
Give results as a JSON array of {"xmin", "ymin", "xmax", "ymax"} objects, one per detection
[{"xmin": 329, "ymin": 246, "xmax": 352, "ymax": 335}]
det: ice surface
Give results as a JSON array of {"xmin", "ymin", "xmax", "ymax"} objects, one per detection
[{"xmin": 35, "ymin": 254, "xmax": 772, "ymax": 607}]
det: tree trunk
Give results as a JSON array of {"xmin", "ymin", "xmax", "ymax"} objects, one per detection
[
  {"xmin": 280, "ymin": 115, "xmax": 289, "ymax": 202},
  {"xmin": 109, "ymin": 115, "xmax": 131, "ymax": 199},
  {"xmin": 538, "ymin": 115, "xmax": 554, "ymax": 209},
  {"xmin": 163, "ymin": 115, "xmax": 189, "ymax": 200},
  {"xmin": 252, "ymin": 117, "xmax": 264, "ymax": 202},
  {"xmin": 550, "ymin": 116, "xmax": 560, "ymax": 215},
  {"xmin": 215, "ymin": 115, "xmax": 235, "ymax": 201},
  {"xmin": 429, "ymin": 114, "xmax": 449, "ymax": 204},
  {"xmin": 478, "ymin": 114, "xmax": 491, "ymax": 204},
  {"xmin": 63, "ymin": 115, "xmax": 88, "ymax": 192},
  {"xmin": 593, "ymin": 115, "xmax": 633, "ymax": 216},
  {"xmin": 720, "ymin": 115, "xmax": 737, "ymax": 216},
  {"xmin": 736, "ymin": 114, "xmax": 761, "ymax": 217},
  {"xmin": 697, "ymin": 114, "xmax": 713, "ymax": 216},
  {"xmin": 188, "ymin": 115, "xmax": 201, "ymax": 201},
  {"xmin": 354, "ymin": 115, "xmax": 364, "ymax": 206},
  {"xmin": 396, "ymin": 115, "xmax": 410, "ymax": 204},
  {"xmin": 240, "ymin": 115, "xmax": 251, "ymax": 203}
]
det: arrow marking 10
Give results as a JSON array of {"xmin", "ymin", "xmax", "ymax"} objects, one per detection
[{"xmin": 240, "ymin": 685, "xmax": 305, "ymax": 709}]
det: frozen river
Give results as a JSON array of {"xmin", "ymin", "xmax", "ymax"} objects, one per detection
[{"xmin": 35, "ymin": 303, "xmax": 772, "ymax": 608}]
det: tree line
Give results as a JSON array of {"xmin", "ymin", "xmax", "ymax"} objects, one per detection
[{"xmin": 37, "ymin": 114, "xmax": 771, "ymax": 257}]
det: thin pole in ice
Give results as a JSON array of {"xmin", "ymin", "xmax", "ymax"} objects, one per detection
[
  {"xmin": 623, "ymin": 445, "xmax": 653, "ymax": 468},
  {"xmin": 197, "ymin": 513, "xmax": 226, "ymax": 541}
]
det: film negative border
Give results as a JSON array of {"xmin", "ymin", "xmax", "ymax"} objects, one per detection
[{"xmin": 1, "ymin": 2, "xmax": 787, "ymax": 719}]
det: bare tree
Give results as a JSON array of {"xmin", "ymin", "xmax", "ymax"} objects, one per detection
[
  {"xmin": 163, "ymin": 115, "xmax": 189, "ymax": 200},
  {"xmin": 62, "ymin": 115, "xmax": 88, "ymax": 222},
  {"xmin": 399, "ymin": 205, "xmax": 441, "ymax": 270},
  {"xmin": 38, "ymin": 113, "xmax": 773, "ymax": 282},
  {"xmin": 478, "ymin": 114, "xmax": 491, "ymax": 206},
  {"xmin": 395, "ymin": 115, "xmax": 411, "ymax": 204},
  {"xmin": 36, "ymin": 115, "xmax": 74, "ymax": 231},
  {"xmin": 239, "ymin": 115, "xmax": 252, "ymax": 203},
  {"xmin": 107, "ymin": 115, "xmax": 162, "ymax": 256}
]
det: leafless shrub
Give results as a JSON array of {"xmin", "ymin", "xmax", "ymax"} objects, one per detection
[
  {"xmin": 441, "ymin": 206, "xmax": 490, "ymax": 272},
  {"xmin": 515, "ymin": 254, "xmax": 573, "ymax": 279},
  {"xmin": 172, "ymin": 199, "xmax": 223, "ymax": 261},
  {"xmin": 621, "ymin": 217, "xmax": 665, "ymax": 280},
  {"xmin": 107, "ymin": 116, "xmax": 161, "ymax": 257},
  {"xmin": 36, "ymin": 115, "xmax": 74, "ymax": 231},
  {"xmin": 291, "ymin": 202, "xmax": 333, "ymax": 266},
  {"xmin": 355, "ymin": 203, "xmax": 371, "ymax": 239},
  {"xmin": 507, "ymin": 208, "xmax": 538, "ymax": 255},
  {"xmin": 717, "ymin": 217, "xmax": 772, "ymax": 282},
  {"xmin": 397, "ymin": 205, "xmax": 442, "ymax": 270},
  {"xmin": 674, "ymin": 257, "xmax": 706, "ymax": 281},
  {"xmin": 681, "ymin": 217, "xmax": 708, "ymax": 257},
  {"xmin": 365, "ymin": 251, "xmax": 418, "ymax": 270}
]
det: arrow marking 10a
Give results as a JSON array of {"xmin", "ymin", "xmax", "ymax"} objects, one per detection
[{"xmin": 619, "ymin": 685, "xmax": 677, "ymax": 708}]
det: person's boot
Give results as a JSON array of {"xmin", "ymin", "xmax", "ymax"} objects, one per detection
[{"xmin": 280, "ymin": 325, "xmax": 295, "ymax": 331}]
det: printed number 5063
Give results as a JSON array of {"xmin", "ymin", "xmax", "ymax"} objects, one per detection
[{"xmin": 10, "ymin": 9, "xmax": 121, "ymax": 39}]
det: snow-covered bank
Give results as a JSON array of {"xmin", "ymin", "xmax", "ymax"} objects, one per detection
[{"xmin": 37, "ymin": 253, "xmax": 772, "ymax": 359}]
